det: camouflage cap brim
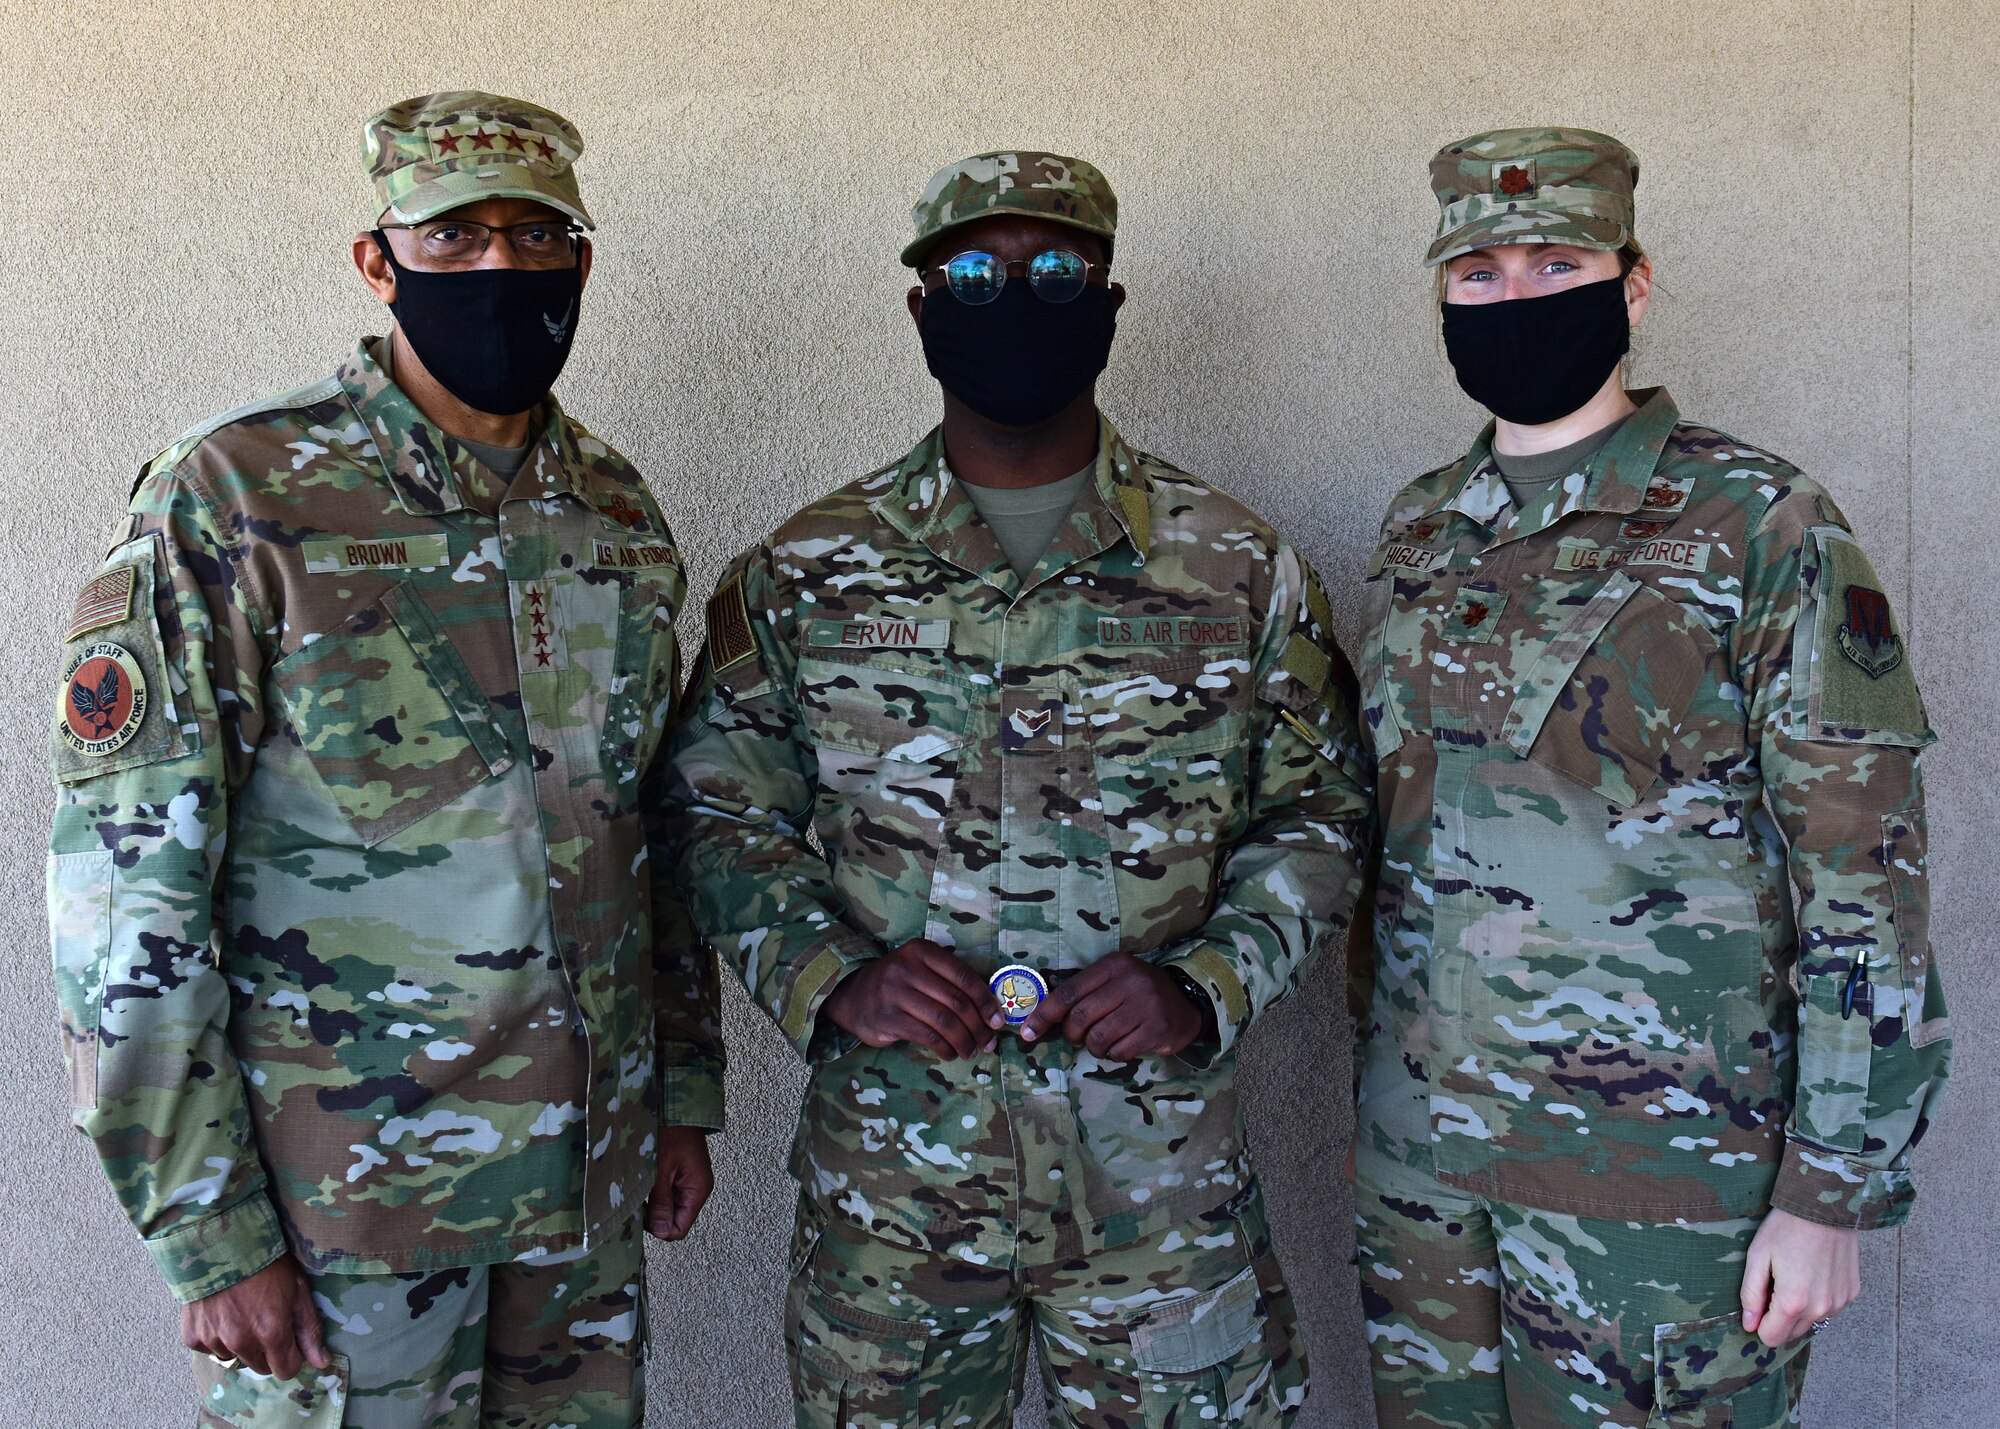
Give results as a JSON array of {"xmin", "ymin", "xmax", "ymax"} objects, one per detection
[
  {"xmin": 900, "ymin": 151, "xmax": 1118, "ymax": 268},
  {"xmin": 899, "ymin": 210, "xmax": 1113, "ymax": 269},
  {"xmin": 1424, "ymin": 210, "xmax": 1626, "ymax": 268},
  {"xmin": 383, "ymin": 163, "xmax": 595, "ymax": 230}
]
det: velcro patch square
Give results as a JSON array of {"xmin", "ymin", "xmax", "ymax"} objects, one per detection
[
  {"xmin": 1807, "ymin": 529, "xmax": 1930, "ymax": 744},
  {"xmin": 1446, "ymin": 589, "xmax": 1507, "ymax": 643}
]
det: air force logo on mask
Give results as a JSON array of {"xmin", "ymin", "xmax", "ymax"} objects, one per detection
[{"xmin": 544, "ymin": 300, "xmax": 575, "ymax": 344}]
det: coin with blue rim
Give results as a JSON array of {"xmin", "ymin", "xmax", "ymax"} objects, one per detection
[{"xmin": 990, "ymin": 965, "xmax": 1048, "ymax": 1025}]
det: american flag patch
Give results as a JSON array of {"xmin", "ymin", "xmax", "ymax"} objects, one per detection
[
  {"xmin": 706, "ymin": 573, "xmax": 757, "ymax": 673},
  {"xmin": 66, "ymin": 566, "xmax": 135, "ymax": 642}
]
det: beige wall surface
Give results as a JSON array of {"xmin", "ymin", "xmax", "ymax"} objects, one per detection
[{"xmin": 1, "ymin": 2, "xmax": 1992, "ymax": 1425}]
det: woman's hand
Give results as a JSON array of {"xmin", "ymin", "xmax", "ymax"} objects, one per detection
[{"xmin": 1739, "ymin": 1207, "xmax": 1860, "ymax": 1347}]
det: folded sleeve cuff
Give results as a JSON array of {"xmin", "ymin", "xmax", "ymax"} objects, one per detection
[
  {"xmin": 776, "ymin": 931, "xmax": 880, "ymax": 1056},
  {"xmin": 146, "ymin": 1189, "xmax": 290, "ymax": 1303},
  {"xmin": 659, "ymin": 1063, "xmax": 726, "ymax": 1132},
  {"xmin": 1770, "ymin": 1138, "xmax": 1915, "ymax": 1230},
  {"xmin": 1162, "ymin": 944, "xmax": 1252, "ymax": 1060}
]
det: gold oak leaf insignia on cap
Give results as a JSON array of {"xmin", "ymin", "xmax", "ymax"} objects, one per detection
[
  {"xmin": 1497, "ymin": 163, "xmax": 1534, "ymax": 196},
  {"xmin": 707, "ymin": 574, "xmax": 757, "ymax": 673}
]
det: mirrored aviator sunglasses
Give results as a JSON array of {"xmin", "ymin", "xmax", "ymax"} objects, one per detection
[{"xmin": 937, "ymin": 248, "xmax": 1099, "ymax": 304}]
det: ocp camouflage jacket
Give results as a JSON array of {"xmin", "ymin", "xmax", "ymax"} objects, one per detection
[
  {"xmin": 665, "ymin": 419, "xmax": 1373, "ymax": 1263},
  {"xmin": 46, "ymin": 339, "xmax": 724, "ymax": 1301},
  {"xmin": 1354, "ymin": 388, "xmax": 1951, "ymax": 1228}
]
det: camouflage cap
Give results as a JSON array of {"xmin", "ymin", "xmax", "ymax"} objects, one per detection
[
  {"xmin": 364, "ymin": 91, "xmax": 594, "ymax": 230},
  {"xmin": 901, "ymin": 151, "xmax": 1116, "ymax": 268},
  {"xmin": 1425, "ymin": 127, "xmax": 1637, "ymax": 267}
]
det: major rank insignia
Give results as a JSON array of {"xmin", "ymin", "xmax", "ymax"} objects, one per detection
[
  {"xmin": 57, "ymin": 641, "xmax": 148, "ymax": 757},
  {"xmin": 990, "ymin": 965, "xmax": 1048, "ymax": 1026}
]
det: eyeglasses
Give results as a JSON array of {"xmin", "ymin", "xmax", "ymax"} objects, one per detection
[
  {"xmin": 376, "ymin": 218, "xmax": 583, "ymax": 270},
  {"xmin": 921, "ymin": 249, "xmax": 1107, "ymax": 305}
]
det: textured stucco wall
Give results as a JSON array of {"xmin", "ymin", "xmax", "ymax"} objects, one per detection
[{"xmin": 1, "ymin": 2, "xmax": 1992, "ymax": 1426}]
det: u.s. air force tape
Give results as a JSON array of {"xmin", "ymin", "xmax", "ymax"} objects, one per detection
[{"xmin": 990, "ymin": 965, "xmax": 1049, "ymax": 1025}]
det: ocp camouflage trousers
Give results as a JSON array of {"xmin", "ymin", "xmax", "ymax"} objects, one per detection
[
  {"xmin": 1356, "ymin": 1154, "xmax": 1811, "ymax": 1429},
  {"xmin": 785, "ymin": 1181, "xmax": 1307, "ymax": 1429},
  {"xmin": 192, "ymin": 1215, "xmax": 647, "ymax": 1429}
]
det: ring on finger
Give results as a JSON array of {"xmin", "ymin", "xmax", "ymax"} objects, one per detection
[{"xmin": 1811, "ymin": 1318, "xmax": 1835, "ymax": 1334}]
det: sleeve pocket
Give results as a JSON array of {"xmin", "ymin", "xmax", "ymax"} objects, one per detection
[
  {"xmin": 46, "ymin": 850, "xmax": 113, "ymax": 1111},
  {"xmin": 1792, "ymin": 973, "xmax": 1875, "ymax": 1155},
  {"xmin": 52, "ymin": 542, "xmax": 200, "ymax": 785},
  {"xmin": 1651, "ymin": 1313, "xmax": 1807, "ymax": 1427},
  {"xmin": 1884, "ymin": 807, "xmax": 1948, "ymax": 1048}
]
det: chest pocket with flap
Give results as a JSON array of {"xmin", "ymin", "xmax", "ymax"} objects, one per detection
[
  {"xmin": 795, "ymin": 655, "xmax": 971, "ymax": 942},
  {"xmin": 1500, "ymin": 572, "xmax": 1708, "ymax": 808},
  {"xmin": 271, "ymin": 581, "xmax": 512, "ymax": 847}
]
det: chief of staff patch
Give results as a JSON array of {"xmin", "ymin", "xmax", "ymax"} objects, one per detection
[{"xmin": 57, "ymin": 641, "xmax": 148, "ymax": 757}]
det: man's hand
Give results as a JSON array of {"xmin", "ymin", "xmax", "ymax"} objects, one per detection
[
  {"xmin": 821, "ymin": 939, "xmax": 1002, "ymax": 1059},
  {"xmin": 181, "ymin": 1256, "xmax": 330, "ymax": 1382},
  {"xmin": 1740, "ymin": 1207, "xmax": 1861, "ymax": 1348},
  {"xmin": 646, "ymin": 1126, "xmax": 716, "ymax": 1241},
  {"xmin": 1020, "ymin": 952, "xmax": 1209, "ymax": 1060}
]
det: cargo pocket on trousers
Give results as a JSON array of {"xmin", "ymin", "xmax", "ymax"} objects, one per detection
[
  {"xmin": 1650, "ymin": 1313, "xmax": 1808, "ymax": 1428},
  {"xmin": 1129, "ymin": 1265, "xmax": 1283, "ymax": 1428},
  {"xmin": 46, "ymin": 849, "xmax": 113, "ymax": 1111},
  {"xmin": 787, "ymin": 1285, "xmax": 926, "ymax": 1429},
  {"xmin": 193, "ymin": 1351, "xmax": 350, "ymax": 1428}
]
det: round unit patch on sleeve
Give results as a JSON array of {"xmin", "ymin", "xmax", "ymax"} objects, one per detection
[{"xmin": 56, "ymin": 641, "xmax": 149, "ymax": 758}]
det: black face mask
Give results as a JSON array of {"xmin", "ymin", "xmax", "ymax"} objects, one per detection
[
  {"xmin": 375, "ymin": 234, "xmax": 583, "ymax": 416},
  {"xmin": 1440, "ymin": 275, "xmax": 1631, "ymax": 426},
  {"xmin": 919, "ymin": 281, "xmax": 1117, "ymax": 427}
]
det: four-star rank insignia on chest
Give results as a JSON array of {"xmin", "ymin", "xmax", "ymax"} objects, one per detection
[
  {"xmin": 1837, "ymin": 585, "xmax": 1903, "ymax": 679},
  {"xmin": 56, "ymin": 641, "xmax": 148, "ymax": 757}
]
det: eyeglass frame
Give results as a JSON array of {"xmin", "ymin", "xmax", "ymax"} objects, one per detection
[
  {"xmin": 917, "ymin": 248, "xmax": 1113, "ymax": 304},
  {"xmin": 375, "ymin": 217, "xmax": 586, "ymax": 269}
]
